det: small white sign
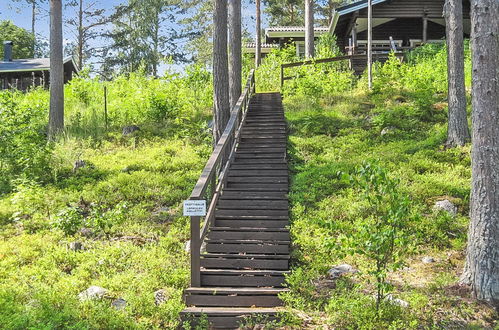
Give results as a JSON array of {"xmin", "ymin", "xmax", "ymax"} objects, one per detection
[{"xmin": 183, "ymin": 200, "xmax": 207, "ymax": 216}]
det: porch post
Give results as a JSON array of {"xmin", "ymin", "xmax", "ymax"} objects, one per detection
[{"xmin": 423, "ymin": 14, "xmax": 428, "ymax": 43}]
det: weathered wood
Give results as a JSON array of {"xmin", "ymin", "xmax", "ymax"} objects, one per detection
[
  {"xmin": 201, "ymin": 257, "xmax": 289, "ymax": 270},
  {"xmin": 201, "ymin": 275, "xmax": 285, "ymax": 287},
  {"xmin": 185, "ymin": 287, "xmax": 289, "ymax": 295},
  {"xmin": 217, "ymin": 200, "xmax": 288, "ymax": 210},
  {"xmin": 206, "ymin": 242, "xmax": 289, "ymax": 254},
  {"xmin": 215, "ymin": 219, "xmax": 288, "ymax": 228},
  {"xmin": 185, "ymin": 294, "xmax": 283, "ymax": 307}
]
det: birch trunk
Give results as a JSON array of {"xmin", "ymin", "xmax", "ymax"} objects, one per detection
[
  {"xmin": 305, "ymin": 0, "xmax": 314, "ymax": 58},
  {"xmin": 228, "ymin": 0, "xmax": 242, "ymax": 109},
  {"xmin": 444, "ymin": 0, "xmax": 471, "ymax": 147},
  {"xmin": 49, "ymin": 0, "xmax": 64, "ymax": 138},
  {"xmin": 255, "ymin": 0, "xmax": 262, "ymax": 67},
  {"xmin": 213, "ymin": 0, "xmax": 230, "ymax": 142},
  {"xmin": 461, "ymin": 0, "xmax": 499, "ymax": 309}
]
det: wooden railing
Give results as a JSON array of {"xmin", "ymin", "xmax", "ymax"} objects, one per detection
[
  {"xmin": 280, "ymin": 52, "xmax": 404, "ymax": 87},
  {"xmin": 187, "ymin": 70, "xmax": 256, "ymax": 287}
]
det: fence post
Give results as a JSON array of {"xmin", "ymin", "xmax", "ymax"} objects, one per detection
[
  {"xmin": 104, "ymin": 86, "xmax": 108, "ymax": 130},
  {"xmin": 190, "ymin": 214, "xmax": 201, "ymax": 287}
]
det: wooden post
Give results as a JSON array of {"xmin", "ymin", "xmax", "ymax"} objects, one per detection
[
  {"xmin": 190, "ymin": 214, "xmax": 201, "ymax": 287},
  {"xmin": 280, "ymin": 65, "xmax": 284, "ymax": 88},
  {"xmin": 367, "ymin": 0, "xmax": 373, "ymax": 90},
  {"xmin": 104, "ymin": 86, "xmax": 108, "ymax": 130},
  {"xmin": 351, "ymin": 24, "xmax": 358, "ymax": 52},
  {"xmin": 423, "ymin": 14, "xmax": 428, "ymax": 43}
]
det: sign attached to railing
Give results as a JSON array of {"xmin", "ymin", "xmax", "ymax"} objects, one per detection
[{"xmin": 183, "ymin": 200, "xmax": 207, "ymax": 216}]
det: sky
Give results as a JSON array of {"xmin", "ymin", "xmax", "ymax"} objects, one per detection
[{"xmin": 0, "ymin": 0, "xmax": 267, "ymax": 74}]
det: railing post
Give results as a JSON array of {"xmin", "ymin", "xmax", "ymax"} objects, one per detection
[
  {"xmin": 190, "ymin": 214, "xmax": 201, "ymax": 287},
  {"xmin": 280, "ymin": 65, "xmax": 284, "ymax": 88}
]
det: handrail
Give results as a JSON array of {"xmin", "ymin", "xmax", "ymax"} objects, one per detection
[
  {"xmin": 280, "ymin": 52, "xmax": 404, "ymax": 86},
  {"xmin": 188, "ymin": 69, "xmax": 256, "ymax": 287}
]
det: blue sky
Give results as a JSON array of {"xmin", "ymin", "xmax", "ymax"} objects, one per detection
[{"xmin": 0, "ymin": 0, "xmax": 266, "ymax": 73}]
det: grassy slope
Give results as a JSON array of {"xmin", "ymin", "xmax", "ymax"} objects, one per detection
[{"xmin": 282, "ymin": 88, "xmax": 497, "ymax": 328}]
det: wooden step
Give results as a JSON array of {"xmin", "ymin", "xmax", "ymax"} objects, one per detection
[
  {"xmin": 180, "ymin": 307, "xmax": 279, "ymax": 329},
  {"xmin": 220, "ymin": 191, "xmax": 287, "ymax": 200},
  {"xmin": 184, "ymin": 287, "xmax": 288, "ymax": 307},
  {"xmin": 215, "ymin": 220, "xmax": 288, "ymax": 228},
  {"xmin": 228, "ymin": 170, "xmax": 288, "ymax": 177},
  {"xmin": 201, "ymin": 254, "xmax": 289, "ymax": 270},
  {"xmin": 205, "ymin": 240, "xmax": 289, "ymax": 254},
  {"xmin": 215, "ymin": 209, "xmax": 289, "ymax": 219},
  {"xmin": 226, "ymin": 177, "xmax": 288, "ymax": 184},
  {"xmin": 217, "ymin": 199, "xmax": 288, "ymax": 210},
  {"xmin": 224, "ymin": 184, "xmax": 289, "ymax": 192},
  {"xmin": 229, "ymin": 164, "xmax": 288, "ymax": 170},
  {"xmin": 201, "ymin": 269, "xmax": 288, "ymax": 287}
]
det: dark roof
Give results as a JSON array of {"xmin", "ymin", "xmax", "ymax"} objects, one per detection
[
  {"xmin": 337, "ymin": 0, "xmax": 389, "ymax": 16},
  {"xmin": 0, "ymin": 56, "xmax": 78, "ymax": 73},
  {"xmin": 266, "ymin": 26, "xmax": 330, "ymax": 33}
]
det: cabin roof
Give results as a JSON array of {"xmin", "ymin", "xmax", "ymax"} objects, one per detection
[
  {"xmin": 337, "ymin": 0, "xmax": 389, "ymax": 16},
  {"xmin": 0, "ymin": 56, "xmax": 78, "ymax": 73}
]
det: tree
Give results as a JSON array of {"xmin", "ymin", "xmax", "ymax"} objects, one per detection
[
  {"xmin": 461, "ymin": 0, "xmax": 499, "ymax": 308},
  {"xmin": 65, "ymin": 0, "xmax": 108, "ymax": 70},
  {"xmin": 255, "ymin": 0, "xmax": 262, "ymax": 67},
  {"xmin": 179, "ymin": 0, "xmax": 213, "ymax": 65},
  {"xmin": 48, "ymin": 0, "xmax": 64, "ymax": 138},
  {"xmin": 262, "ymin": 0, "xmax": 303, "ymax": 26},
  {"xmin": 444, "ymin": 0, "xmax": 471, "ymax": 147},
  {"xmin": 101, "ymin": 0, "xmax": 186, "ymax": 76},
  {"xmin": 305, "ymin": 0, "xmax": 314, "ymax": 58},
  {"xmin": 228, "ymin": 0, "xmax": 242, "ymax": 108},
  {"xmin": 212, "ymin": 0, "xmax": 230, "ymax": 142},
  {"xmin": 0, "ymin": 20, "xmax": 35, "ymax": 59},
  {"xmin": 10, "ymin": 0, "xmax": 47, "ymax": 56}
]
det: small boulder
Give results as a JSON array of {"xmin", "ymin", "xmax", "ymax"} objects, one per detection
[
  {"xmin": 154, "ymin": 289, "xmax": 169, "ymax": 306},
  {"xmin": 385, "ymin": 294, "xmax": 409, "ymax": 308},
  {"xmin": 78, "ymin": 286, "xmax": 108, "ymax": 301},
  {"xmin": 69, "ymin": 241, "xmax": 84, "ymax": 251},
  {"xmin": 122, "ymin": 125, "xmax": 140, "ymax": 136},
  {"xmin": 434, "ymin": 199, "xmax": 457, "ymax": 216},
  {"xmin": 422, "ymin": 256, "xmax": 436, "ymax": 264},
  {"xmin": 328, "ymin": 264, "xmax": 359, "ymax": 279},
  {"xmin": 184, "ymin": 240, "xmax": 190, "ymax": 252},
  {"xmin": 73, "ymin": 160, "xmax": 86, "ymax": 172},
  {"xmin": 381, "ymin": 126, "xmax": 396, "ymax": 136},
  {"xmin": 79, "ymin": 227, "xmax": 94, "ymax": 237},
  {"xmin": 112, "ymin": 298, "xmax": 127, "ymax": 310}
]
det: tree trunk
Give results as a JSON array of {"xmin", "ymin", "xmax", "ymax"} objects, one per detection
[
  {"xmin": 213, "ymin": 0, "xmax": 230, "ymax": 143},
  {"xmin": 49, "ymin": 0, "xmax": 64, "ymax": 138},
  {"xmin": 32, "ymin": 1, "xmax": 36, "ymax": 56},
  {"xmin": 78, "ymin": 0, "xmax": 84, "ymax": 70},
  {"xmin": 255, "ymin": 0, "xmax": 262, "ymax": 67},
  {"xmin": 444, "ymin": 0, "xmax": 471, "ymax": 147},
  {"xmin": 305, "ymin": 0, "xmax": 314, "ymax": 58},
  {"xmin": 461, "ymin": 0, "xmax": 499, "ymax": 309},
  {"xmin": 228, "ymin": 0, "xmax": 242, "ymax": 109}
]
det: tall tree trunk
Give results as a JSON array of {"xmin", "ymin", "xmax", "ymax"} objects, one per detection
[
  {"xmin": 228, "ymin": 0, "xmax": 242, "ymax": 109},
  {"xmin": 31, "ymin": 1, "xmax": 36, "ymax": 56},
  {"xmin": 213, "ymin": 0, "xmax": 230, "ymax": 142},
  {"xmin": 255, "ymin": 0, "xmax": 262, "ymax": 67},
  {"xmin": 49, "ymin": 0, "xmax": 64, "ymax": 138},
  {"xmin": 444, "ymin": 0, "xmax": 471, "ymax": 147},
  {"xmin": 461, "ymin": 0, "xmax": 499, "ymax": 308},
  {"xmin": 305, "ymin": 0, "xmax": 314, "ymax": 58},
  {"xmin": 78, "ymin": 0, "xmax": 84, "ymax": 70}
]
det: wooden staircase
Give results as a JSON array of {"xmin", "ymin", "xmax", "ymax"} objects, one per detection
[{"xmin": 180, "ymin": 92, "xmax": 290, "ymax": 329}]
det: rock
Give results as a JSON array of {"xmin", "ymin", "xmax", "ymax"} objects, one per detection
[
  {"xmin": 78, "ymin": 286, "xmax": 108, "ymax": 301},
  {"xmin": 154, "ymin": 289, "xmax": 169, "ymax": 306},
  {"xmin": 79, "ymin": 227, "xmax": 94, "ymax": 237},
  {"xmin": 122, "ymin": 125, "xmax": 140, "ymax": 136},
  {"xmin": 111, "ymin": 298, "xmax": 127, "ymax": 310},
  {"xmin": 422, "ymin": 256, "xmax": 435, "ymax": 264},
  {"xmin": 184, "ymin": 240, "xmax": 190, "ymax": 252},
  {"xmin": 328, "ymin": 264, "xmax": 359, "ymax": 279},
  {"xmin": 69, "ymin": 241, "xmax": 84, "ymax": 251},
  {"xmin": 73, "ymin": 160, "xmax": 86, "ymax": 172},
  {"xmin": 381, "ymin": 126, "xmax": 396, "ymax": 136},
  {"xmin": 385, "ymin": 294, "xmax": 409, "ymax": 308},
  {"xmin": 434, "ymin": 199, "xmax": 457, "ymax": 216}
]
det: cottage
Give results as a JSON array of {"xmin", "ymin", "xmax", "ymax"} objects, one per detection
[{"xmin": 0, "ymin": 41, "xmax": 79, "ymax": 91}]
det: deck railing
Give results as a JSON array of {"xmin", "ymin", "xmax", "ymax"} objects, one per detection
[
  {"xmin": 186, "ymin": 70, "xmax": 256, "ymax": 287},
  {"xmin": 280, "ymin": 52, "xmax": 404, "ymax": 87}
]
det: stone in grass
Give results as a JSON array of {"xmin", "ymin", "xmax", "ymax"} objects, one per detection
[
  {"xmin": 122, "ymin": 125, "xmax": 140, "ymax": 136},
  {"xmin": 422, "ymin": 256, "xmax": 436, "ymax": 264},
  {"xmin": 112, "ymin": 298, "xmax": 127, "ymax": 310},
  {"xmin": 385, "ymin": 294, "xmax": 409, "ymax": 308},
  {"xmin": 79, "ymin": 227, "xmax": 94, "ymax": 237},
  {"xmin": 381, "ymin": 126, "xmax": 397, "ymax": 136},
  {"xmin": 69, "ymin": 241, "xmax": 84, "ymax": 251},
  {"xmin": 154, "ymin": 289, "xmax": 169, "ymax": 306},
  {"xmin": 434, "ymin": 199, "xmax": 457, "ymax": 216},
  {"xmin": 73, "ymin": 160, "xmax": 86, "ymax": 172},
  {"xmin": 184, "ymin": 240, "xmax": 190, "ymax": 252},
  {"xmin": 78, "ymin": 286, "xmax": 108, "ymax": 301},
  {"xmin": 328, "ymin": 264, "xmax": 359, "ymax": 279}
]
